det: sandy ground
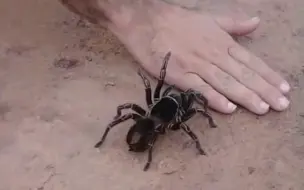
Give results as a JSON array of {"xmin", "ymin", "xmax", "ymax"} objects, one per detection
[{"xmin": 0, "ymin": 0, "xmax": 304, "ymax": 190}]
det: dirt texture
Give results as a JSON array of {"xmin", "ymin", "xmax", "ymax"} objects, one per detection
[{"xmin": 0, "ymin": 0, "xmax": 304, "ymax": 190}]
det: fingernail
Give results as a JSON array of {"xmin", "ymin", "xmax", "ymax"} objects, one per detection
[
  {"xmin": 227, "ymin": 102, "xmax": 237, "ymax": 111},
  {"xmin": 280, "ymin": 81, "xmax": 290, "ymax": 93},
  {"xmin": 259, "ymin": 101, "xmax": 270, "ymax": 112},
  {"xmin": 278, "ymin": 97, "xmax": 290, "ymax": 110}
]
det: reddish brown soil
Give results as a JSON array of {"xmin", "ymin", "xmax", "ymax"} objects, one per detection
[{"xmin": 0, "ymin": 0, "xmax": 303, "ymax": 190}]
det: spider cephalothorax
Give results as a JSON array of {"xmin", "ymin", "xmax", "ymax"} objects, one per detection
[{"xmin": 94, "ymin": 52, "xmax": 217, "ymax": 171}]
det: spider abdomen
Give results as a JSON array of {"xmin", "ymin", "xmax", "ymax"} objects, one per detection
[{"xmin": 150, "ymin": 96, "xmax": 179, "ymax": 123}]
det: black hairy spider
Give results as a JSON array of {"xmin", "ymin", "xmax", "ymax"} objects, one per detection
[{"xmin": 94, "ymin": 52, "xmax": 217, "ymax": 171}]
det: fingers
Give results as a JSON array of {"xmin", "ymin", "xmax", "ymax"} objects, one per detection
[
  {"xmin": 214, "ymin": 16, "xmax": 260, "ymax": 36},
  {"xmin": 228, "ymin": 45, "xmax": 291, "ymax": 94},
  {"xmin": 197, "ymin": 52, "xmax": 290, "ymax": 112},
  {"xmin": 160, "ymin": 55, "xmax": 237, "ymax": 113},
  {"xmin": 215, "ymin": 16, "xmax": 290, "ymax": 95},
  {"xmin": 180, "ymin": 73, "xmax": 238, "ymax": 114},
  {"xmin": 191, "ymin": 60, "xmax": 271, "ymax": 114}
]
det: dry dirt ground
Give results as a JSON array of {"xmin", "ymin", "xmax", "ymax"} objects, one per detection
[{"xmin": 0, "ymin": 0, "xmax": 304, "ymax": 190}]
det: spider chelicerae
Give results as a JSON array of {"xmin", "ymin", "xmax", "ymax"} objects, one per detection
[{"xmin": 94, "ymin": 52, "xmax": 217, "ymax": 171}]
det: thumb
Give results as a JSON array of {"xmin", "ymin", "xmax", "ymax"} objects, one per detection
[{"xmin": 214, "ymin": 16, "xmax": 260, "ymax": 36}]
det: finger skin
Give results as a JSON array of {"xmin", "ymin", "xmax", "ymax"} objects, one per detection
[
  {"xmin": 229, "ymin": 45, "xmax": 291, "ymax": 94},
  {"xmin": 180, "ymin": 73, "xmax": 237, "ymax": 114},
  {"xmin": 159, "ymin": 56, "xmax": 238, "ymax": 114},
  {"xmin": 197, "ymin": 51, "xmax": 289, "ymax": 112},
  {"xmin": 215, "ymin": 15, "xmax": 291, "ymax": 95},
  {"xmin": 161, "ymin": 53, "xmax": 270, "ymax": 115},
  {"xmin": 215, "ymin": 17, "xmax": 260, "ymax": 36},
  {"xmin": 191, "ymin": 60, "xmax": 271, "ymax": 115}
]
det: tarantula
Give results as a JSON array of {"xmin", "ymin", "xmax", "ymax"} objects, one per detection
[{"xmin": 94, "ymin": 52, "xmax": 217, "ymax": 171}]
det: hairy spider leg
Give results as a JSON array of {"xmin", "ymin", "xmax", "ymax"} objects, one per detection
[
  {"xmin": 114, "ymin": 103, "xmax": 147, "ymax": 119},
  {"xmin": 137, "ymin": 69, "xmax": 153, "ymax": 107},
  {"xmin": 180, "ymin": 123, "xmax": 206, "ymax": 155},
  {"xmin": 180, "ymin": 92, "xmax": 192, "ymax": 112},
  {"xmin": 184, "ymin": 89, "xmax": 209, "ymax": 111},
  {"xmin": 143, "ymin": 133, "xmax": 158, "ymax": 171},
  {"xmin": 161, "ymin": 85, "xmax": 175, "ymax": 97},
  {"xmin": 183, "ymin": 108, "xmax": 217, "ymax": 128},
  {"xmin": 94, "ymin": 113, "xmax": 142, "ymax": 148},
  {"xmin": 154, "ymin": 52, "xmax": 172, "ymax": 101}
]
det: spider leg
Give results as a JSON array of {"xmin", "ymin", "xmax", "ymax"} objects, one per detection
[
  {"xmin": 154, "ymin": 52, "xmax": 171, "ymax": 101},
  {"xmin": 180, "ymin": 92, "xmax": 192, "ymax": 111},
  {"xmin": 180, "ymin": 123, "xmax": 206, "ymax": 155},
  {"xmin": 137, "ymin": 69, "xmax": 153, "ymax": 107},
  {"xmin": 114, "ymin": 103, "xmax": 146, "ymax": 119},
  {"xmin": 195, "ymin": 93, "xmax": 208, "ymax": 111},
  {"xmin": 183, "ymin": 108, "xmax": 217, "ymax": 128},
  {"xmin": 143, "ymin": 133, "xmax": 158, "ymax": 171},
  {"xmin": 94, "ymin": 113, "xmax": 142, "ymax": 148},
  {"xmin": 161, "ymin": 84, "xmax": 175, "ymax": 97},
  {"xmin": 184, "ymin": 89, "xmax": 208, "ymax": 111}
]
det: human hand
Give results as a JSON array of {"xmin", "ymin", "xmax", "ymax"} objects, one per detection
[{"xmin": 111, "ymin": 5, "xmax": 290, "ymax": 115}]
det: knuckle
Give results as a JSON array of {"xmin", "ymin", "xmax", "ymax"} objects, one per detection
[
  {"xmin": 239, "ymin": 90, "xmax": 259, "ymax": 103},
  {"xmin": 199, "ymin": 64, "xmax": 218, "ymax": 78},
  {"xmin": 203, "ymin": 90, "xmax": 220, "ymax": 102},
  {"xmin": 192, "ymin": 84, "xmax": 217, "ymax": 101},
  {"xmin": 259, "ymin": 84, "xmax": 281, "ymax": 99},
  {"xmin": 240, "ymin": 67, "xmax": 258, "ymax": 82},
  {"xmin": 209, "ymin": 47, "xmax": 222, "ymax": 59}
]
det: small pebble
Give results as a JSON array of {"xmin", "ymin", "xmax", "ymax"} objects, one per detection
[
  {"xmin": 105, "ymin": 81, "xmax": 116, "ymax": 87},
  {"xmin": 158, "ymin": 157, "xmax": 181, "ymax": 175},
  {"xmin": 85, "ymin": 55, "xmax": 93, "ymax": 61},
  {"xmin": 53, "ymin": 58, "xmax": 79, "ymax": 69},
  {"xmin": 248, "ymin": 166, "xmax": 256, "ymax": 175}
]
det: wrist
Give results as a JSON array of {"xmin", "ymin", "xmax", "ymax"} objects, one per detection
[{"xmin": 98, "ymin": 1, "xmax": 173, "ymax": 29}]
